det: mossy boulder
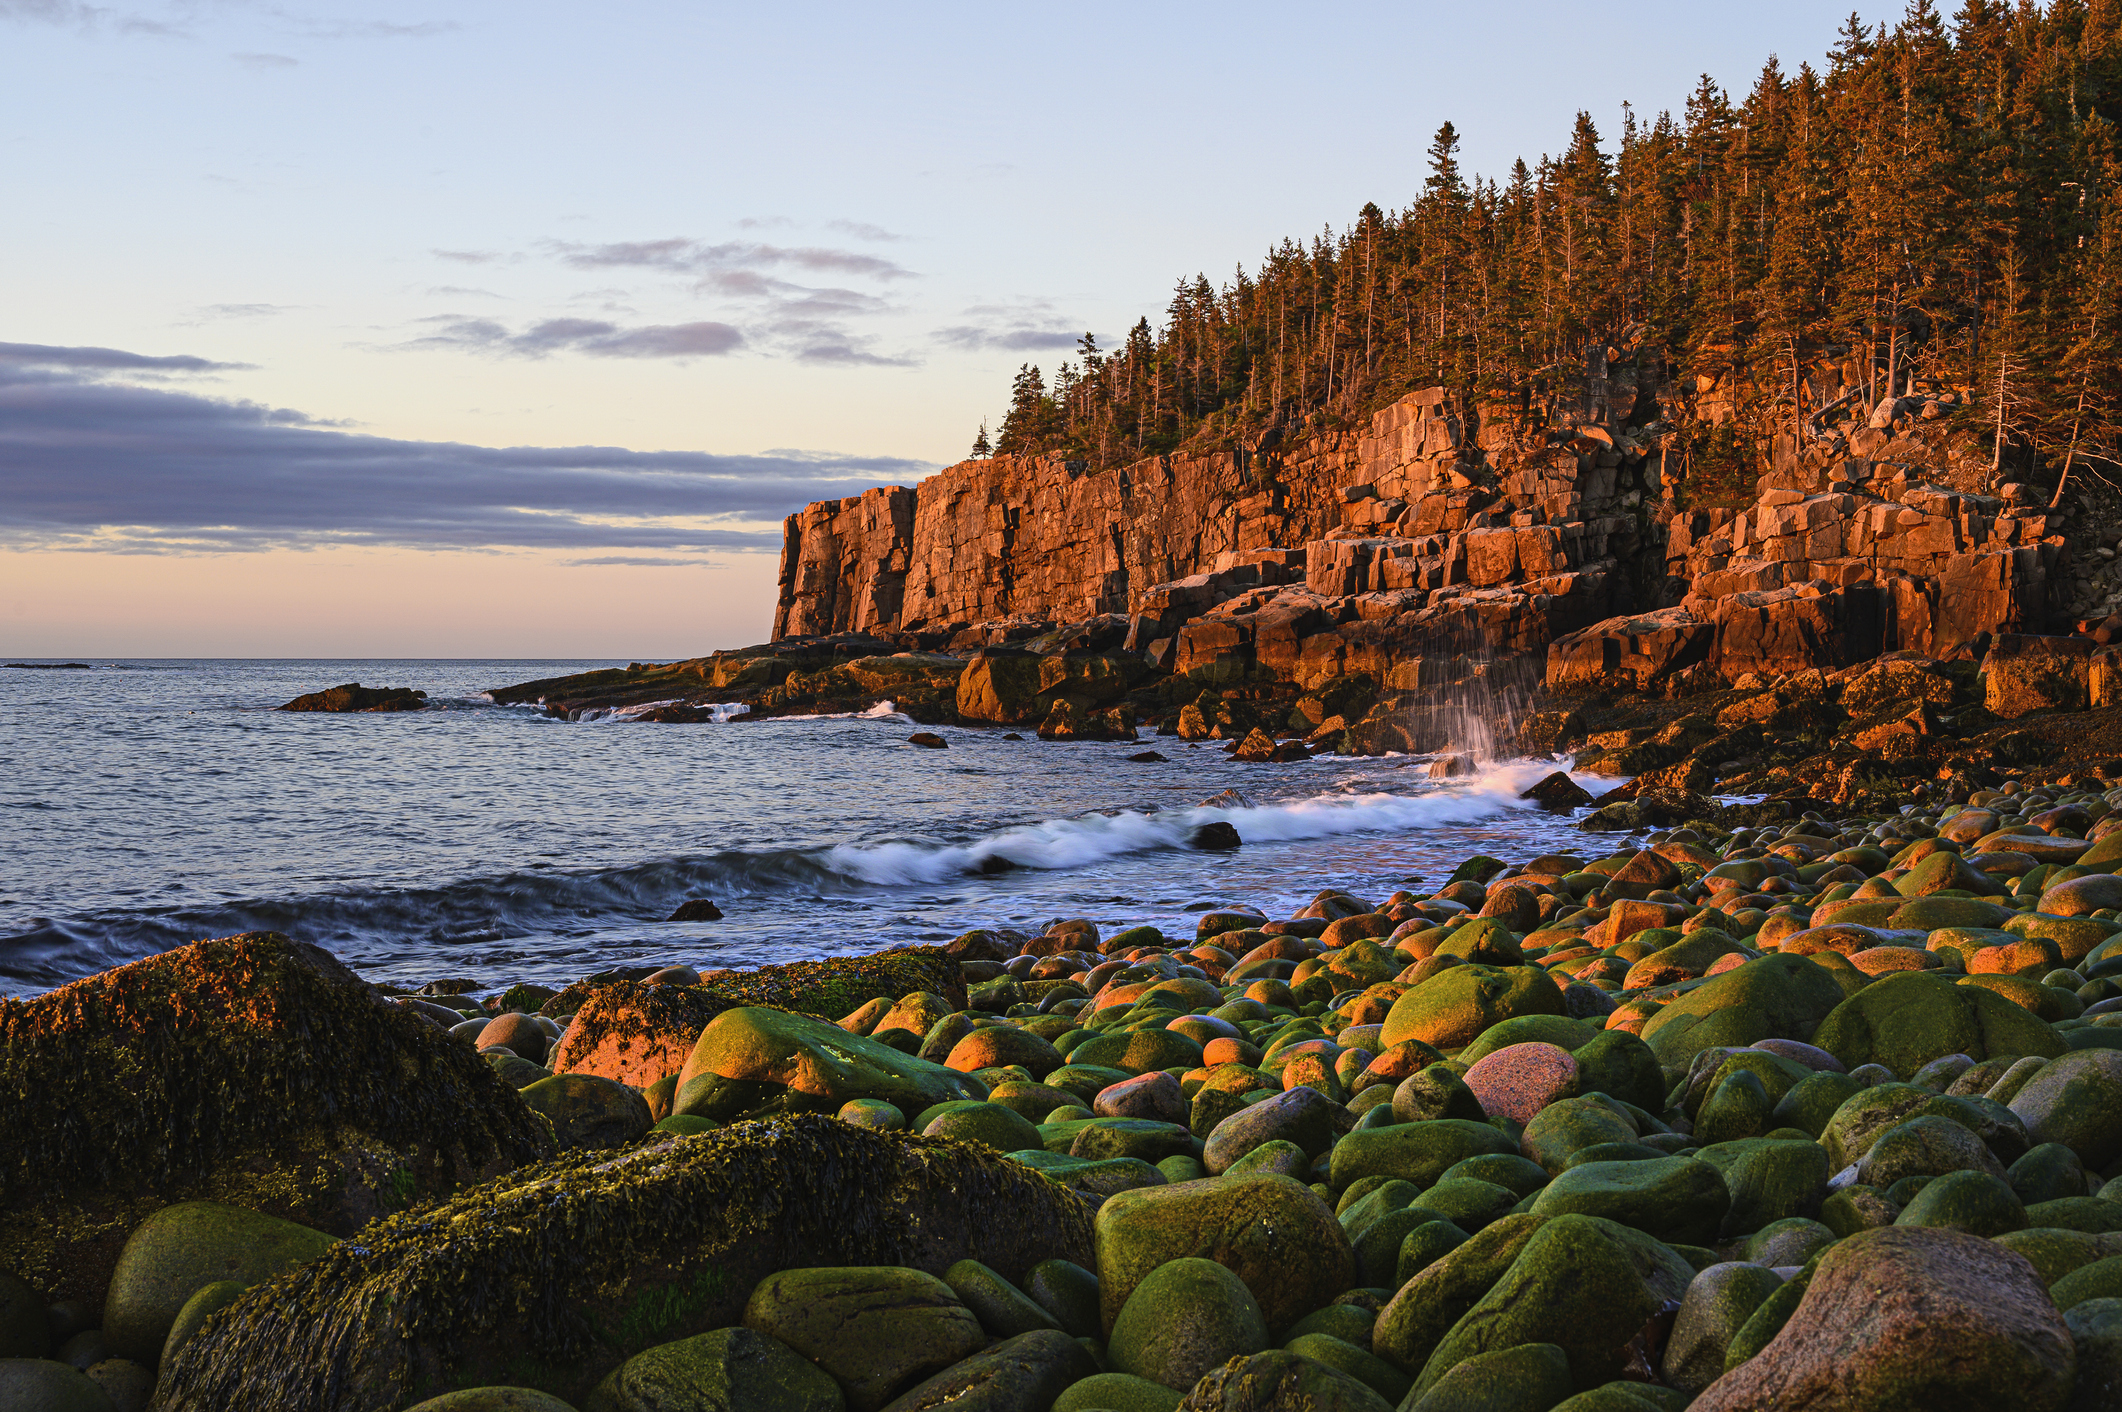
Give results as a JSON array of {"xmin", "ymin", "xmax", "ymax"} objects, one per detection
[
  {"xmin": 918, "ymin": 1101, "xmax": 1043, "ymax": 1154},
  {"xmin": 1810, "ymin": 971, "xmax": 2068, "ymax": 1080},
  {"xmin": 101, "ymin": 1200, "xmax": 337, "ymax": 1368},
  {"xmin": 1202, "ymin": 1086, "xmax": 1338, "ymax": 1174},
  {"xmin": 1693, "ymin": 1138, "xmax": 1831, "ymax": 1239},
  {"xmin": 0, "ymin": 933, "xmax": 552, "ymax": 1310},
  {"xmin": 881, "ymin": 1328, "xmax": 1099, "ymax": 1412},
  {"xmin": 1661, "ymin": 1262, "xmax": 1786, "ymax": 1395},
  {"xmin": 674, "ymin": 1007, "xmax": 986, "ymax": 1122},
  {"xmin": 1520, "ymin": 1094, "xmax": 1640, "ymax": 1175},
  {"xmin": 1173, "ymin": 1348, "xmax": 1395, "ymax": 1412},
  {"xmin": 2009, "ymin": 1049, "xmax": 2122, "ymax": 1170},
  {"xmin": 1379, "ymin": 966, "xmax": 1567, "ymax": 1050},
  {"xmin": 1639, "ymin": 955, "xmax": 1848, "ymax": 1076},
  {"xmin": 408, "ymin": 1391, "xmax": 583, "ymax": 1412},
  {"xmin": 1894, "ymin": 1169, "xmax": 2027, "ymax": 1237},
  {"xmin": 1570, "ymin": 1029, "xmax": 1667, "ymax": 1112},
  {"xmin": 1108, "ymin": 1256, "xmax": 1268, "ymax": 1391},
  {"xmin": 1052, "ymin": 1372, "xmax": 1182, "ymax": 1412},
  {"xmin": 1528, "ymin": 1157, "xmax": 1731, "ymax": 1246},
  {"xmin": 153, "ymin": 1117, "xmax": 1094, "ymax": 1411},
  {"xmin": 1067, "ymin": 1029, "xmax": 1205, "ymax": 1075},
  {"xmin": 1409, "ymin": 1214, "xmax": 1695, "ymax": 1395},
  {"xmin": 583, "ymin": 1326, "xmax": 839, "ymax": 1412},
  {"xmin": 1371, "ymin": 1215, "xmax": 1549, "ymax": 1373},
  {"xmin": 1094, "ymin": 1173, "xmax": 1352, "ymax": 1335},
  {"xmin": 518, "ymin": 1075, "xmax": 654, "ymax": 1151},
  {"xmin": 0, "ymin": 1361, "xmax": 115, "ymax": 1412},
  {"xmin": 742, "ymin": 1266, "xmax": 983, "ymax": 1411},
  {"xmin": 1329, "ymin": 1119, "xmax": 1520, "ymax": 1191}
]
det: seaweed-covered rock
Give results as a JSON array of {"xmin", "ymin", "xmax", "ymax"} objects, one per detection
[
  {"xmin": 1410, "ymin": 1341, "xmax": 1573, "ymax": 1412},
  {"xmin": 1528, "ymin": 1157, "xmax": 1731, "ymax": 1246},
  {"xmin": 0, "ymin": 1360, "xmax": 114, "ymax": 1412},
  {"xmin": 0, "ymin": 933, "xmax": 553, "ymax": 1308},
  {"xmin": 154, "ymin": 1117, "xmax": 1094, "ymax": 1412},
  {"xmin": 1811, "ymin": 971, "xmax": 2068, "ymax": 1080},
  {"xmin": 545, "ymin": 950, "xmax": 964, "ymax": 1031},
  {"xmin": 674, "ymin": 1008, "xmax": 985, "ymax": 1121},
  {"xmin": 548, "ymin": 984, "xmax": 741, "ymax": 1090},
  {"xmin": 1663, "ymin": 1262, "xmax": 1786, "ymax": 1395},
  {"xmin": 1691, "ymin": 1226, "xmax": 2073, "ymax": 1411},
  {"xmin": 1095, "ymin": 1174, "xmax": 1353, "ymax": 1335}
]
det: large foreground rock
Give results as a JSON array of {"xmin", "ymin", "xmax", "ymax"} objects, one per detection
[
  {"xmin": 0, "ymin": 933, "xmax": 552, "ymax": 1308},
  {"xmin": 154, "ymin": 1117, "xmax": 1095, "ymax": 1411},
  {"xmin": 1692, "ymin": 1225, "xmax": 2074, "ymax": 1411}
]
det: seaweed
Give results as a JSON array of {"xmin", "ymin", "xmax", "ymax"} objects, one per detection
[{"xmin": 155, "ymin": 1115, "xmax": 1096, "ymax": 1412}]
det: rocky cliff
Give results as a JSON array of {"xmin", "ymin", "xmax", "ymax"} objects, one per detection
[{"xmin": 775, "ymin": 342, "xmax": 2096, "ymax": 711}]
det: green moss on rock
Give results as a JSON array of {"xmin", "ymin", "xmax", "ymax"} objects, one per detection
[{"xmin": 154, "ymin": 1115, "xmax": 1094, "ymax": 1412}]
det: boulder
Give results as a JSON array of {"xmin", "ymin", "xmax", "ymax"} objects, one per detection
[
  {"xmin": 101, "ymin": 1201, "xmax": 336, "ymax": 1368},
  {"xmin": 1691, "ymin": 1226, "xmax": 2074, "ymax": 1411},
  {"xmin": 743, "ymin": 1266, "xmax": 984, "ymax": 1412},
  {"xmin": 1811, "ymin": 971, "xmax": 2068, "ymax": 1079},
  {"xmin": 584, "ymin": 1326, "xmax": 841, "ymax": 1412},
  {"xmin": 1174, "ymin": 1349, "xmax": 1395, "ymax": 1412},
  {"xmin": 2010, "ymin": 1050, "xmax": 2122, "ymax": 1170},
  {"xmin": 0, "ymin": 933, "xmax": 552, "ymax": 1310},
  {"xmin": 517, "ymin": 1075, "xmax": 654, "ymax": 1151},
  {"xmin": 1527, "ymin": 1157, "xmax": 1731, "ymax": 1247},
  {"xmin": 548, "ymin": 983, "xmax": 741, "ymax": 1089},
  {"xmin": 880, "ymin": 1329, "xmax": 1099, "ymax": 1412},
  {"xmin": 1095, "ymin": 1174, "xmax": 1353, "ymax": 1335},
  {"xmin": 1379, "ymin": 966, "xmax": 1568, "ymax": 1049},
  {"xmin": 1408, "ymin": 1214, "xmax": 1695, "ymax": 1395},
  {"xmin": 153, "ymin": 1117, "xmax": 1094, "ymax": 1411},
  {"xmin": 1108, "ymin": 1257, "xmax": 1269, "ymax": 1391},
  {"xmin": 1640, "ymin": 954, "xmax": 1849, "ymax": 1076},
  {"xmin": 674, "ymin": 1008, "xmax": 986, "ymax": 1121}
]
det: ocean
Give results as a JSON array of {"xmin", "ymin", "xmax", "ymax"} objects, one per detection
[{"xmin": 0, "ymin": 658, "xmax": 1603, "ymax": 997}]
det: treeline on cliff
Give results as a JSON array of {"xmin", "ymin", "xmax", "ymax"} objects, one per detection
[{"xmin": 984, "ymin": 0, "xmax": 2122, "ymax": 487}]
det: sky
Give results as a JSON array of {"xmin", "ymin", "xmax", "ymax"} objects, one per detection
[{"xmin": 1, "ymin": 0, "xmax": 1892, "ymax": 657}]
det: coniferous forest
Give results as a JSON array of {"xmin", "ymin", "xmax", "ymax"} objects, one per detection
[{"xmin": 985, "ymin": 1, "xmax": 2122, "ymax": 492}]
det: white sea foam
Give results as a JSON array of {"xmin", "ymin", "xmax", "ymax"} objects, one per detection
[
  {"xmin": 577, "ymin": 699, "xmax": 750, "ymax": 723},
  {"xmin": 819, "ymin": 756, "xmax": 1605, "ymax": 885}
]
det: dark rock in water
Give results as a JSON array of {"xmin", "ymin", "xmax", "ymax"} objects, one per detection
[
  {"xmin": 1520, "ymin": 772, "xmax": 1595, "ymax": 810},
  {"xmin": 977, "ymin": 855, "xmax": 1017, "ymax": 875},
  {"xmin": 1001, "ymin": 732, "xmax": 1025, "ymax": 740},
  {"xmin": 0, "ymin": 932, "xmax": 553, "ymax": 1311},
  {"xmin": 1428, "ymin": 752, "xmax": 1476, "ymax": 779},
  {"xmin": 1191, "ymin": 822, "xmax": 1244, "ymax": 850},
  {"xmin": 1128, "ymin": 750, "xmax": 1169, "ymax": 762},
  {"xmin": 4, "ymin": 662, "xmax": 92, "ymax": 669},
  {"xmin": 276, "ymin": 683, "xmax": 427, "ymax": 713},
  {"xmin": 668, "ymin": 898, "xmax": 724, "ymax": 922},
  {"xmin": 1200, "ymin": 788, "xmax": 1254, "ymax": 810},
  {"xmin": 908, "ymin": 732, "xmax": 949, "ymax": 749},
  {"xmin": 152, "ymin": 1117, "xmax": 1097, "ymax": 1412}
]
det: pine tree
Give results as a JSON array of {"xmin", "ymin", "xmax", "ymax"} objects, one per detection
[{"xmin": 970, "ymin": 421, "xmax": 991, "ymax": 459}]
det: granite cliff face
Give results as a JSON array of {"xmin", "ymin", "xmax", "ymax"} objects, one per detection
[{"xmin": 774, "ymin": 345, "xmax": 2084, "ymax": 708}]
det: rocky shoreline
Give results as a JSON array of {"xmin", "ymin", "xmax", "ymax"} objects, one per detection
[{"xmin": 9, "ymin": 772, "xmax": 2122, "ymax": 1409}]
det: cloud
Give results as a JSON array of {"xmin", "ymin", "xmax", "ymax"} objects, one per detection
[
  {"xmin": 188, "ymin": 302, "xmax": 295, "ymax": 321},
  {"xmin": 432, "ymin": 248, "xmax": 508, "ymax": 264},
  {"xmin": 399, "ymin": 317, "xmax": 743, "ymax": 360},
  {"xmin": 565, "ymin": 555, "xmax": 711, "ymax": 567},
  {"xmin": 552, "ymin": 237, "xmax": 915, "ymax": 283},
  {"xmin": 0, "ymin": 340, "xmax": 249, "ymax": 374},
  {"xmin": 233, "ymin": 51, "xmax": 297, "ymax": 68},
  {"xmin": 935, "ymin": 301, "xmax": 1091, "ymax": 353},
  {"xmin": 423, "ymin": 285, "xmax": 503, "ymax": 298},
  {"xmin": 274, "ymin": 14, "xmax": 458, "ymax": 39},
  {"xmin": 828, "ymin": 220, "xmax": 905, "ymax": 243},
  {"xmin": 0, "ymin": 342, "xmax": 935, "ymax": 555},
  {"xmin": 0, "ymin": 0, "xmax": 185, "ymax": 34}
]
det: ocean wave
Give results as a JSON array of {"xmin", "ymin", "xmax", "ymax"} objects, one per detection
[{"xmin": 0, "ymin": 755, "xmax": 1594, "ymax": 993}]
